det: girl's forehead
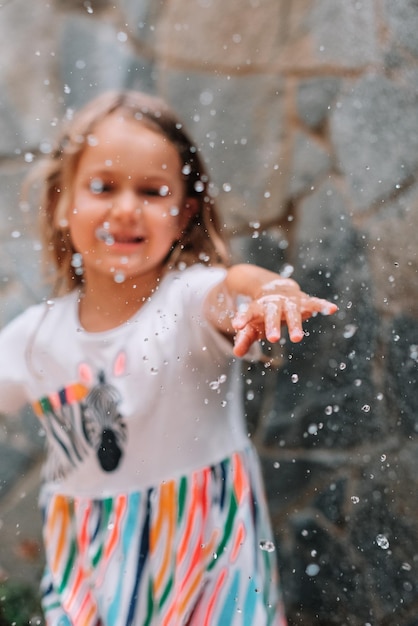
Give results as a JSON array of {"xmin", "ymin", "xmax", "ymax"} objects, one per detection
[
  {"xmin": 77, "ymin": 113, "xmax": 182, "ymax": 174},
  {"xmin": 91, "ymin": 112, "xmax": 164, "ymax": 141}
]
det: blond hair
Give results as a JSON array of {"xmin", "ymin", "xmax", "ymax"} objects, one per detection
[{"xmin": 28, "ymin": 91, "xmax": 229, "ymax": 295}]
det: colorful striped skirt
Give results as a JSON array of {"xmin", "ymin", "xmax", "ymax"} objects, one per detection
[{"xmin": 40, "ymin": 446, "xmax": 287, "ymax": 625}]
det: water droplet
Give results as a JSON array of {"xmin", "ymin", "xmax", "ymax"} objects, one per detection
[
  {"xmin": 90, "ymin": 178, "xmax": 105, "ymax": 194},
  {"xmin": 114, "ymin": 271, "xmax": 126, "ymax": 284},
  {"xmin": 259, "ymin": 540, "xmax": 275, "ymax": 553},
  {"xmin": 182, "ymin": 164, "xmax": 192, "ymax": 176},
  {"xmin": 376, "ymin": 534, "xmax": 389, "ymax": 550},
  {"xmin": 95, "ymin": 224, "xmax": 115, "ymax": 245},
  {"xmin": 209, "ymin": 375, "xmax": 227, "ymax": 391},
  {"xmin": 150, "ymin": 367, "xmax": 159, "ymax": 375},
  {"xmin": 362, "ymin": 404, "xmax": 371, "ymax": 413},
  {"xmin": 409, "ymin": 345, "xmax": 418, "ymax": 362},
  {"xmin": 305, "ymin": 563, "xmax": 320, "ymax": 576},
  {"xmin": 86, "ymin": 133, "xmax": 98, "ymax": 146},
  {"xmin": 194, "ymin": 181, "xmax": 204, "ymax": 193},
  {"xmin": 291, "ymin": 373, "xmax": 299, "ymax": 383},
  {"xmin": 351, "ymin": 496, "xmax": 360, "ymax": 504},
  {"xmin": 159, "ymin": 185, "xmax": 169, "ymax": 197},
  {"xmin": 307, "ymin": 423, "xmax": 318, "ymax": 435},
  {"xmin": 273, "ymin": 461, "xmax": 280, "ymax": 469},
  {"xmin": 222, "ymin": 182, "xmax": 232, "ymax": 192},
  {"xmin": 200, "ymin": 90, "xmax": 214, "ymax": 106},
  {"xmin": 281, "ymin": 264, "xmax": 294, "ymax": 278},
  {"xmin": 343, "ymin": 324, "xmax": 357, "ymax": 339},
  {"xmin": 71, "ymin": 253, "xmax": 83, "ymax": 276}
]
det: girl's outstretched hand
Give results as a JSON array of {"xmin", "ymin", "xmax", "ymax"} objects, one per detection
[{"xmin": 231, "ymin": 277, "xmax": 338, "ymax": 358}]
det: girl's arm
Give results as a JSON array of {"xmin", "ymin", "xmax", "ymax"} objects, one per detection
[{"xmin": 204, "ymin": 264, "xmax": 338, "ymax": 357}]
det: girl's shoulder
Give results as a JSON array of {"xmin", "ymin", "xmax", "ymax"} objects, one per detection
[{"xmin": 166, "ymin": 263, "xmax": 226, "ymax": 291}]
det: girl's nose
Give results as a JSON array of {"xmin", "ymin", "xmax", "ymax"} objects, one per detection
[{"xmin": 112, "ymin": 191, "xmax": 141, "ymax": 219}]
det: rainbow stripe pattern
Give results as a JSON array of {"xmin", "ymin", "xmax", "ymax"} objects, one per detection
[
  {"xmin": 32, "ymin": 383, "xmax": 89, "ymax": 418},
  {"xmin": 41, "ymin": 448, "xmax": 287, "ymax": 625}
]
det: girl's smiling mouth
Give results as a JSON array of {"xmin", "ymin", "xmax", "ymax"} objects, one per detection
[
  {"xmin": 108, "ymin": 235, "xmax": 145, "ymax": 253},
  {"xmin": 95, "ymin": 225, "xmax": 145, "ymax": 248}
]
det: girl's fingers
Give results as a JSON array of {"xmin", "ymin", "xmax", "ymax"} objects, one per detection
[
  {"xmin": 264, "ymin": 300, "xmax": 281, "ymax": 342},
  {"xmin": 233, "ymin": 324, "xmax": 258, "ymax": 357},
  {"xmin": 303, "ymin": 296, "xmax": 338, "ymax": 315},
  {"xmin": 283, "ymin": 299, "xmax": 304, "ymax": 342},
  {"xmin": 232, "ymin": 293, "xmax": 338, "ymax": 356}
]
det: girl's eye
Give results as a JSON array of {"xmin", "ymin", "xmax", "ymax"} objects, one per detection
[
  {"xmin": 158, "ymin": 185, "xmax": 170, "ymax": 197},
  {"xmin": 89, "ymin": 178, "xmax": 110, "ymax": 194},
  {"xmin": 143, "ymin": 185, "xmax": 171, "ymax": 197}
]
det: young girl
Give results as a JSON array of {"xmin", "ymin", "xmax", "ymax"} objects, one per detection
[{"xmin": 0, "ymin": 91, "xmax": 336, "ymax": 625}]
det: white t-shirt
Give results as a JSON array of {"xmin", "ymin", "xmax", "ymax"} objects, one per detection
[{"xmin": 0, "ymin": 265, "xmax": 256, "ymax": 498}]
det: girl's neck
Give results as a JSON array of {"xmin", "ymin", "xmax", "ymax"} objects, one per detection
[{"xmin": 78, "ymin": 273, "xmax": 162, "ymax": 332}]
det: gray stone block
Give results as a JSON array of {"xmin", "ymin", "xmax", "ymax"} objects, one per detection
[
  {"xmin": 155, "ymin": 0, "xmax": 286, "ymax": 69},
  {"xmin": 59, "ymin": 15, "xmax": 142, "ymax": 109},
  {"xmin": 0, "ymin": 87, "xmax": 23, "ymax": 156},
  {"xmin": 297, "ymin": 77, "xmax": 341, "ymax": 130},
  {"xmin": 264, "ymin": 181, "xmax": 381, "ymax": 450},
  {"xmin": 309, "ymin": 0, "xmax": 380, "ymax": 68},
  {"xmin": 0, "ymin": 1, "xmax": 61, "ymax": 146},
  {"xmin": 362, "ymin": 183, "xmax": 418, "ymax": 320},
  {"xmin": 288, "ymin": 130, "xmax": 332, "ymax": 198},
  {"xmin": 383, "ymin": 0, "xmax": 418, "ymax": 59},
  {"xmin": 387, "ymin": 315, "xmax": 418, "ymax": 436},
  {"xmin": 160, "ymin": 69, "xmax": 287, "ymax": 230},
  {"xmin": 0, "ymin": 239, "xmax": 46, "ymax": 326},
  {"xmin": 330, "ymin": 75, "xmax": 418, "ymax": 211},
  {"xmin": 285, "ymin": 512, "xmax": 372, "ymax": 622},
  {"xmin": 121, "ymin": 0, "xmax": 164, "ymax": 47},
  {"xmin": 0, "ymin": 165, "xmax": 31, "ymax": 237},
  {"xmin": 0, "ymin": 444, "xmax": 32, "ymax": 499}
]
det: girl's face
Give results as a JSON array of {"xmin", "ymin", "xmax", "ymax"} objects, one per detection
[{"xmin": 68, "ymin": 113, "xmax": 190, "ymax": 289}]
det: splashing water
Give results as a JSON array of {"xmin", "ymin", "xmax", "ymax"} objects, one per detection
[
  {"xmin": 71, "ymin": 253, "xmax": 84, "ymax": 276},
  {"xmin": 113, "ymin": 271, "xmax": 126, "ymax": 284},
  {"xmin": 376, "ymin": 534, "xmax": 390, "ymax": 550},
  {"xmin": 209, "ymin": 374, "xmax": 227, "ymax": 391},
  {"xmin": 343, "ymin": 324, "xmax": 358, "ymax": 339},
  {"xmin": 96, "ymin": 223, "xmax": 115, "ymax": 245},
  {"xmin": 305, "ymin": 563, "xmax": 320, "ymax": 576},
  {"xmin": 259, "ymin": 540, "xmax": 275, "ymax": 553}
]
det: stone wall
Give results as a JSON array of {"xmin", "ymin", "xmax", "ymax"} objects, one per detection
[{"xmin": 0, "ymin": 1, "xmax": 417, "ymax": 624}]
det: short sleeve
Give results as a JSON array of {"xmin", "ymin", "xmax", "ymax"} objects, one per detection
[
  {"xmin": 170, "ymin": 265, "xmax": 262, "ymax": 362},
  {"xmin": 0, "ymin": 306, "xmax": 42, "ymax": 414}
]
